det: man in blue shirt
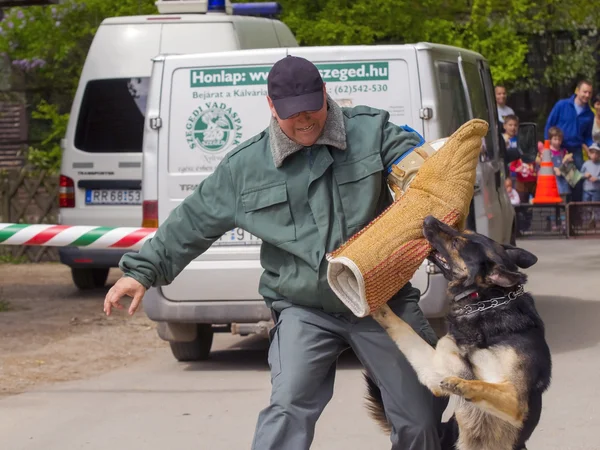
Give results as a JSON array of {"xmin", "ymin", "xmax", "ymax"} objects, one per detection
[{"xmin": 544, "ymin": 79, "xmax": 594, "ymax": 201}]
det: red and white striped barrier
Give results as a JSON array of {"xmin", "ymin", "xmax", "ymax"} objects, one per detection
[{"xmin": 0, "ymin": 224, "xmax": 156, "ymax": 250}]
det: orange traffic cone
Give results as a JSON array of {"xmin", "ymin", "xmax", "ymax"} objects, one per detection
[{"xmin": 532, "ymin": 140, "xmax": 563, "ymax": 204}]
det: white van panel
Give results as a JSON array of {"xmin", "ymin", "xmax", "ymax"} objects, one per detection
[
  {"xmin": 159, "ymin": 49, "xmax": 287, "ymax": 217},
  {"xmin": 59, "ymin": 15, "xmax": 297, "ymax": 279},
  {"xmin": 160, "ymin": 46, "xmax": 422, "ymax": 216},
  {"xmin": 272, "ymin": 21, "xmax": 299, "ymax": 47},
  {"xmin": 60, "ymin": 206, "xmax": 142, "ymax": 227},
  {"xmin": 61, "ymin": 20, "xmax": 268, "ymax": 230},
  {"xmin": 84, "ymin": 24, "xmax": 162, "ymax": 78},
  {"xmin": 289, "ymin": 46, "xmax": 423, "ymax": 134},
  {"xmin": 232, "ymin": 18, "xmax": 278, "ymax": 49},
  {"xmin": 159, "ymin": 23, "xmax": 237, "ymax": 54},
  {"xmin": 167, "ymin": 67, "xmax": 271, "ymax": 177}
]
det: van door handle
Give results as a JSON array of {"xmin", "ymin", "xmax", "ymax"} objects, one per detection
[{"xmin": 149, "ymin": 117, "xmax": 162, "ymax": 130}]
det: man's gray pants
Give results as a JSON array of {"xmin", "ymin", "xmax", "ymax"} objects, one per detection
[{"xmin": 251, "ymin": 286, "xmax": 448, "ymax": 450}]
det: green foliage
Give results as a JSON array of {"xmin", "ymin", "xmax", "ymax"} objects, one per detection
[
  {"xmin": 0, "ymin": 0, "xmax": 157, "ymax": 95},
  {"xmin": 26, "ymin": 100, "xmax": 69, "ymax": 173},
  {"xmin": 541, "ymin": 35, "xmax": 597, "ymax": 88},
  {"xmin": 273, "ymin": 0, "xmax": 599, "ymax": 92},
  {"xmin": 0, "ymin": 299, "xmax": 11, "ymax": 312},
  {"xmin": 274, "ymin": 0, "xmax": 535, "ymax": 85},
  {"xmin": 424, "ymin": 0, "xmax": 534, "ymax": 86},
  {"xmin": 0, "ymin": 0, "xmax": 157, "ymax": 170},
  {"xmin": 0, "ymin": 0, "xmax": 597, "ymax": 171},
  {"xmin": 0, "ymin": 253, "xmax": 27, "ymax": 264}
]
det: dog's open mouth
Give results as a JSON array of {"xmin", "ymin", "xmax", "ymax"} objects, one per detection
[{"xmin": 428, "ymin": 250, "xmax": 451, "ymax": 271}]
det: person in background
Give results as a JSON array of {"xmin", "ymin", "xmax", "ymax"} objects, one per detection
[
  {"xmin": 592, "ymin": 94, "xmax": 600, "ymax": 144},
  {"xmin": 544, "ymin": 79, "xmax": 594, "ymax": 201},
  {"xmin": 546, "ymin": 127, "xmax": 571, "ymax": 203},
  {"xmin": 581, "ymin": 143, "xmax": 600, "ymax": 201},
  {"xmin": 495, "ymin": 85, "xmax": 515, "ymax": 128},
  {"xmin": 505, "ymin": 178, "xmax": 520, "ymax": 206},
  {"xmin": 503, "ymin": 114, "xmax": 519, "ymax": 183},
  {"xmin": 510, "ymin": 152, "xmax": 538, "ymax": 205}
]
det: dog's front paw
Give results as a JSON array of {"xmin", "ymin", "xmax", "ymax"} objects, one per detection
[
  {"xmin": 430, "ymin": 387, "xmax": 446, "ymax": 397},
  {"xmin": 440, "ymin": 377, "xmax": 470, "ymax": 399}
]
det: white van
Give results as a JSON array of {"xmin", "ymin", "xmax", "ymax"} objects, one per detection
[
  {"xmin": 141, "ymin": 42, "xmax": 520, "ymax": 361},
  {"xmin": 57, "ymin": 0, "xmax": 297, "ymax": 289}
]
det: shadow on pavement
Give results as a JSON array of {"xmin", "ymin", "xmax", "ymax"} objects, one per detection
[
  {"xmin": 184, "ymin": 294, "xmax": 599, "ymax": 373},
  {"xmin": 535, "ymin": 295, "xmax": 600, "ymax": 354},
  {"xmin": 183, "ymin": 334, "xmax": 269, "ymax": 372},
  {"xmin": 183, "ymin": 334, "xmax": 365, "ymax": 373}
]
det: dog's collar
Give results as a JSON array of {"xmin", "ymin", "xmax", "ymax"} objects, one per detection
[
  {"xmin": 453, "ymin": 288, "xmax": 479, "ymax": 302},
  {"xmin": 453, "ymin": 285, "xmax": 525, "ymax": 317}
]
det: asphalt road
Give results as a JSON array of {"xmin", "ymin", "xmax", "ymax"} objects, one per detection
[{"xmin": 0, "ymin": 239, "xmax": 599, "ymax": 450}]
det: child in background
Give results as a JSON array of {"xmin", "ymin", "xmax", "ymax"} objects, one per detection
[
  {"xmin": 547, "ymin": 127, "xmax": 571, "ymax": 203},
  {"xmin": 503, "ymin": 115, "xmax": 519, "ymax": 182},
  {"xmin": 509, "ymin": 154, "xmax": 538, "ymax": 204},
  {"xmin": 505, "ymin": 178, "xmax": 520, "ymax": 205},
  {"xmin": 581, "ymin": 143, "xmax": 600, "ymax": 201}
]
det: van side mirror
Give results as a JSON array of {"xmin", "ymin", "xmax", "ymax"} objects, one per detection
[{"xmin": 517, "ymin": 122, "xmax": 538, "ymax": 163}]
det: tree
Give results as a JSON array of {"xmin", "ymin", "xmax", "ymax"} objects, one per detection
[
  {"xmin": 0, "ymin": 0, "xmax": 157, "ymax": 171},
  {"xmin": 276, "ymin": 0, "xmax": 599, "ymax": 86},
  {"xmin": 273, "ymin": 0, "xmax": 599, "ymax": 125},
  {"xmin": 0, "ymin": 0, "xmax": 157, "ymax": 96},
  {"xmin": 275, "ymin": 0, "xmax": 533, "ymax": 85},
  {"xmin": 1, "ymin": 0, "xmax": 598, "ymax": 171}
]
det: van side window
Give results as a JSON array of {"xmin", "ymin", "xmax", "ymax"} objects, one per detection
[
  {"xmin": 459, "ymin": 62, "xmax": 495, "ymax": 161},
  {"xmin": 434, "ymin": 61, "xmax": 470, "ymax": 137},
  {"xmin": 75, "ymin": 77, "xmax": 149, "ymax": 153}
]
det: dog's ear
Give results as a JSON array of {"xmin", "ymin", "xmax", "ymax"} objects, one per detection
[
  {"xmin": 502, "ymin": 245, "xmax": 538, "ymax": 269},
  {"xmin": 486, "ymin": 266, "xmax": 525, "ymax": 287}
]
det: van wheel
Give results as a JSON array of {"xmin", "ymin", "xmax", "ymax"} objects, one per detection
[
  {"xmin": 169, "ymin": 324, "xmax": 214, "ymax": 362},
  {"xmin": 71, "ymin": 268, "xmax": 109, "ymax": 290}
]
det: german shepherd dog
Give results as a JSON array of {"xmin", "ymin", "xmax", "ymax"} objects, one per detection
[{"xmin": 366, "ymin": 215, "xmax": 552, "ymax": 450}]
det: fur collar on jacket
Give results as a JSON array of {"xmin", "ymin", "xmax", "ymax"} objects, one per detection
[{"xmin": 269, "ymin": 95, "xmax": 347, "ymax": 168}]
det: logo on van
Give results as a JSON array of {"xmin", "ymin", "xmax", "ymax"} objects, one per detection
[{"xmin": 186, "ymin": 102, "xmax": 243, "ymax": 153}]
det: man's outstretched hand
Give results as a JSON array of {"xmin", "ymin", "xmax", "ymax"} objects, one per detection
[{"xmin": 104, "ymin": 276, "xmax": 147, "ymax": 316}]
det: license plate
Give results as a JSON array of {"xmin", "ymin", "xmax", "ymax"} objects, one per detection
[
  {"xmin": 214, "ymin": 228, "xmax": 261, "ymax": 246},
  {"xmin": 85, "ymin": 189, "xmax": 142, "ymax": 205}
]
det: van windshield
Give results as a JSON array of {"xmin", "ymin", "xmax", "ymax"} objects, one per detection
[{"xmin": 74, "ymin": 77, "xmax": 149, "ymax": 153}]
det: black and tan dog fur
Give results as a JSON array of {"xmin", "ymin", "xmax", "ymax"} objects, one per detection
[{"xmin": 366, "ymin": 215, "xmax": 552, "ymax": 450}]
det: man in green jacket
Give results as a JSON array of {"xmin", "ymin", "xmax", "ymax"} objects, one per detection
[{"xmin": 104, "ymin": 55, "xmax": 447, "ymax": 449}]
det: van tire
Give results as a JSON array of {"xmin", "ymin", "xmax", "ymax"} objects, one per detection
[
  {"xmin": 71, "ymin": 268, "xmax": 110, "ymax": 290},
  {"xmin": 169, "ymin": 324, "xmax": 214, "ymax": 362}
]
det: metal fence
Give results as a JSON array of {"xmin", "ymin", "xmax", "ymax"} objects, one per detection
[
  {"xmin": 567, "ymin": 202, "xmax": 600, "ymax": 239},
  {"xmin": 0, "ymin": 167, "xmax": 59, "ymax": 262},
  {"xmin": 515, "ymin": 203, "xmax": 600, "ymax": 239}
]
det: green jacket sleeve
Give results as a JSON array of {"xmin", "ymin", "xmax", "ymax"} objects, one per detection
[
  {"xmin": 119, "ymin": 158, "xmax": 237, "ymax": 288},
  {"xmin": 379, "ymin": 112, "xmax": 425, "ymax": 171}
]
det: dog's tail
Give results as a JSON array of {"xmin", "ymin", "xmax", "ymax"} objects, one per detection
[
  {"xmin": 364, "ymin": 373, "xmax": 391, "ymax": 433},
  {"xmin": 365, "ymin": 372, "xmax": 459, "ymax": 449},
  {"xmin": 439, "ymin": 416, "xmax": 459, "ymax": 449}
]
